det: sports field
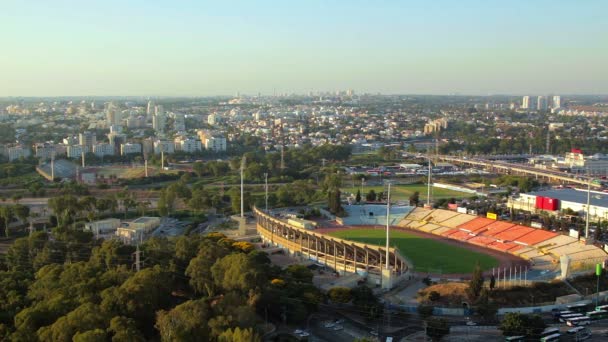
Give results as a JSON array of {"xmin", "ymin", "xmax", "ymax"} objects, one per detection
[
  {"xmin": 327, "ymin": 228, "xmax": 499, "ymax": 274},
  {"xmin": 96, "ymin": 166, "xmax": 180, "ymax": 179},
  {"xmin": 341, "ymin": 184, "xmax": 471, "ymax": 201}
]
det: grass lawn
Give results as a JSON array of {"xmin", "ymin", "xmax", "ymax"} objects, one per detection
[
  {"xmin": 327, "ymin": 229, "xmax": 499, "ymax": 274},
  {"xmin": 96, "ymin": 166, "xmax": 180, "ymax": 179},
  {"xmin": 341, "ymin": 184, "xmax": 472, "ymax": 201}
]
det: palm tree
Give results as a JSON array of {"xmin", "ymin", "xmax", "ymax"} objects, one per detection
[
  {"xmin": 136, "ymin": 200, "xmax": 151, "ymax": 217},
  {"xmin": 0, "ymin": 206, "xmax": 14, "ymax": 237}
]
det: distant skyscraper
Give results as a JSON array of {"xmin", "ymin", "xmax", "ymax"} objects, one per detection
[
  {"xmin": 106, "ymin": 105, "xmax": 122, "ymax": 126},
  {"xmin": 537, "ymin": 96, "xmax": 548, "ymax": 111},
  {"xmin": 522, "ymin": 96, "xmax": 531, "ymax": 109},
  {"xmin": 146, "ymin": 101, "xmax": 154, "ymax": 116},
  {"xmin": 154, "ymin": 105, "xmax": 164, "ymax": 116},
  {"xmin": 552, "ymin": 95, "xmax": 561, "ymax": 109},
  {"xmin": 153, "ymin": 112, "xmax": 166, "ymax": 133}
]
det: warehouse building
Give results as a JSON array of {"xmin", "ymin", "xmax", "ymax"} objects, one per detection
[{"xmin": 508, "ymin": 188, "xmax": 608, "ymax": 220}]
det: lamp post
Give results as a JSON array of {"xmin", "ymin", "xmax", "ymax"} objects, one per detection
[
  {"xmin": 264, "ymin": 172, "xmax": 268, "ymax": 211},
  {"xmin": 385, "ymin": 182, "xmax": 391, "ymax": 270},
  {"xmin": 596, "ymin": 264, "xmax": 602, "ymax": 308}
]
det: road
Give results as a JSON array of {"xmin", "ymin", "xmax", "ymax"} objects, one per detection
[{"xmin": 437, "ymin": 155, "xmax": 603, "ymax": 188}]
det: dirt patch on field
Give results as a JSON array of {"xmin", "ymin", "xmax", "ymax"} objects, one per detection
[{"xmin": 418, "ymin": 282, "xmax": 468, "ymax": 305}]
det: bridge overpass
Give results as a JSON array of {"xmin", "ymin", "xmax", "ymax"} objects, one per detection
[{"xmin": 437, "ymin": 155, "xmax": 603, "ymax": 189}]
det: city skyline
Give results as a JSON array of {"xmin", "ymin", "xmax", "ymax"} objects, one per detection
[{"xmin": 1, "ymin": 0, "xmax": 607, "ymax": 96}]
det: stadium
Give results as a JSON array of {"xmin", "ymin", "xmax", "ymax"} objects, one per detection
[{"xmin": 254, "ymin": 204, "xmax": 608, "ymax": 289}]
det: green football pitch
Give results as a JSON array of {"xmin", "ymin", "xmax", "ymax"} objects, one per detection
[
  {"xmin": 341, "ymin": 184, "xmax": 472, "ymax": 201},
  {"xmin": 327, "ymin": 229, "xmax": 499, "ymax": 274}
]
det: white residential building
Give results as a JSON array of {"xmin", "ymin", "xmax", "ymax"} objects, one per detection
[
  {"xmin": 174, "ymin": 136, "xmax": 202, "ymax": 153},
  {"xmin": 93, "ymin": 143, "xmax": 114, "ymax": 157},
  {"xmin": 34, "ymin": 143, "xmax": 56, "ymax": 160},
  {"xmin": 204, "ymin": 136, "xmax": 227, "ymax": 152},
  {"xmin": 153, "ymin": 140, "xmax": 175, "ymax": 154},
  {"xmin": 153, "ymin": 113, "xmax": 166, "ymax": 133},
  {"xmin": 66, "ymin": 145, "xmax": 89, "ymax": 158},
  {"xmin": 7, "ymin": 145, "xmax": 31, "ymax": 161},
  {"xmin": 121, "ymin": 143, "xmax": 142, "ymax": 156}
]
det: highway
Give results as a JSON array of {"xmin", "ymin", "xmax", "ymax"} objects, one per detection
[{"xmin": 436, "ymin": 155, "xmax": 604, "ymax": 189}]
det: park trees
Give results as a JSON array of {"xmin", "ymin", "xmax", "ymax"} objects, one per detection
[
  {"xmin": 186, "ymin": 240, "xmax": 230, "ymax": 296},
  {"xmin": 409, "ymin": 191, "xmax": 420, "ymax": 206},
  {"xmin": 211, "ymin": 253, "xmax": 268, "ymax": 293},
  {"xmin": 365, "ymin": 189, "xmax": 377, "ymax": 202},
  {"xmin": 499, "ymin": 313, "xmax": 546, "ymax": 338},
  {"xmin": 328, "ymin": 287, "xmax": 352, "ymax": 304},
  {"xmin": 0, "ymin": 205, "xmax": 14, "ymax": 237},
  {"xmin": 467, "ymin": 262, "xmax": 484, "ymax": 301},
  {"xmin": 218, "ymin": 327, "xmax": 261, "ymax": 342},
  {"xmin": 426, "ymin": 317, "xmax": 449, "ymax": 341},
  {"xmin": 155, "ymin": 299, "xmax": 211, "ymax": 342}
]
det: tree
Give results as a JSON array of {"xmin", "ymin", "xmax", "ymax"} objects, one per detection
[
  {"xmin": 428, "ymin": 291, "xmax": 441, "ymax": 302},
  {"xmin": 100, "ymin": 265, "xmax": 172, "ymax": 329},
  {"xmin": 186, "ymin": 241, "xmax": 229, "ymax": 296},
  {"xmin": 499, "ymin": 313, "xmax": 546, "ymax": 338},
  {"xmin": 218, "ymin": 327, "xmax": 261, "ymax": 342},
  {"xmin": 418, "ymin": 304, "xmax": 434, "ymax": 319},
  {"xmin": 72, "ymin": 329, "xmax": 107, "ymax": 342},
  {"xmin": 0, "ymin": 206, "xmax": 14, "ymax": 237},
  {"xmin": 355, "ymin": 189, "xmax": 361, "ymax": 203},
  {"xmin": 37, "ymin": 303, "xmax": 109, "ymax": 342},
  {"xmin": 365, "ymin": 190, "xmax": 376, "ymax": 202},
  {"xmin": 136, "ymin": 201, "xmax": 151, "ymax": 217},
  {"xmin": 409, "ymin": 191, "xmax": 420, "ymax": 206},
  {"xmin": 328, "ymin": 287, "xmax": 352, "ymax": 304},
  {"xmin": 211, "ymin": 253, "xmax": 267, "ymax": 293},
  {"xmin": 155, "ymin": 299, "xmax": 211, "ymax": 342},
  {"xmin": 467, "ymin": 262, "xmax": 484, "ymax": 301},
  {"xmin": 107, "ymin": 316, "xmax": 145, "ymax": 342},
  {"xmin": 426, "ymin": 317, "xmax": 449, "ymax": 341},
  {"xmin": 12, "ymin": 204, "xmax": 30, "ymax": 224},
  {"xmin": 474, "ymin": 289, "xmax": 497, "ymax": 322},
  {"xmin": 351, "ymin": 285, "xmax": 383, "ymax": 320},
  {"xmin": 192, "ymin": 161, "xmax": 205, "ymax": 177}
]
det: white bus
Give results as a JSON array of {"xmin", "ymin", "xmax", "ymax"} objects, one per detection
[
  {"xmin": 540, "ymin": 333, "xmax": 561, "ymax": 342},
  {"xmin": 559, "ymin": 313, "xmax": 583, "ymax": 322},
  {"xmin": 566, "ymin": 316, "xmax": 591, "ymax": 326},
  {"xmin": 567, "ymin": 326, "xmax": 585, "ymax": 334}
]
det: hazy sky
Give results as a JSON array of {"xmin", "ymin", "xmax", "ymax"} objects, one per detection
[{"xmin": 1, "ymin": 0, "xmax": 607, "ymax": 96}]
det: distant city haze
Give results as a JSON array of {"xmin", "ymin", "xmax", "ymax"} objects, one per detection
[{"xmin": 1, "ymin": 0, "xmax": 607, "ymax": 96}]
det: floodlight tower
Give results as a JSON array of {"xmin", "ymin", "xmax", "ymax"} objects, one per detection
[
  {"xmin": 240, "ymin": 156, "xmax": 247, "ymax": 218},
  {"xmin": 585, "ymin": 176, "xmax": 591, "ymax": 240},
  {"xmin": 427, "ymin": 155, "xmax": 432, "ymax": 206},
  {"xmin": 385, "ymin": 182, "xmax": 391, "ymax": 270},
  {"xmin": 264, "ymin": 172, "xmax": 268, "ymax": 211}
]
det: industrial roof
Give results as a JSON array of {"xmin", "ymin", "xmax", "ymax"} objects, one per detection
[{"xmin": 528, "ymin": 188, "xmax": 608, "ymax": 207}]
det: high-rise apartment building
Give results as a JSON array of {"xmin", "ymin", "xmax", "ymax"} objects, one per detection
[
  {"xmin": 522, "ymin": 96, "xmax": 531, "ymax": 109},
  {"xmin": 552, "ymin": 95, "xmax": 561, "ymax": 109},
  {"xmin": 537, "ymin": 96, "xmax": 548, "ymax": 111},
  {"xmin": 153, "ymin": 113, "xmax": 166, "ymax": 133},
  {"xmin": 146, "ymin": 100, "xmax": 155, "ymax": 116}
]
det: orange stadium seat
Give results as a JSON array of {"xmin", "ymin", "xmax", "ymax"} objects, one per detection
[
  {"xmin": 457, "ymin": 217, "xmax": 494, "ymax": 233},
  {"xmin": 482, "ymin": 221, "xmax": 517, "ymax": 237},
  {"xmin": 514, "ymin": 229, "xmax": 558, "ymax": 246}
]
